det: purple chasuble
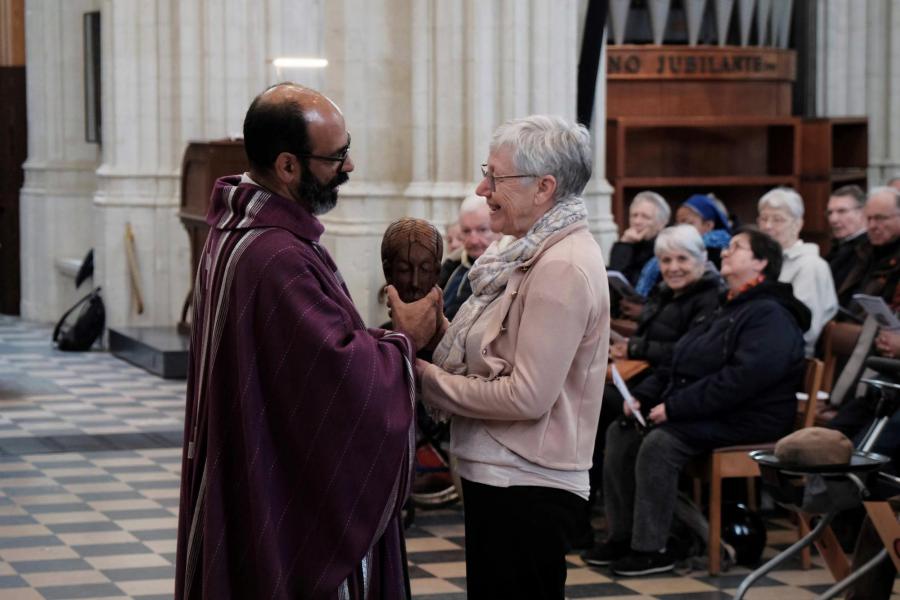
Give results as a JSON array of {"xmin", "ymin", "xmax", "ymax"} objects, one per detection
[{"xmin": 175, "ymin": 175, "xmax": 416, "ymax": 599}]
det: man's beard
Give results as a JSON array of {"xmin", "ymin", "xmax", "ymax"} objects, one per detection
[{"xmin": 297, "ymin": 170, "xmax": 349, "ymax": 216}]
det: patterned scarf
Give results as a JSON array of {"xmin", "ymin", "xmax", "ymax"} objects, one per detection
[
  {"xmin": 726, "ymin": 274, "xmax": 766, "ymax": 301},
  {"xmin": 432, "ymin": 195, "xmax": 588, "ymax": 376}
]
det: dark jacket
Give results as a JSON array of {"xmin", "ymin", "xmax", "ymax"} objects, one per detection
[
  {"xmin": 838, "ymin": 237, "xmax": 900, "ymax": 316},
  {"xmin": 442, "ymin": 263, "xmax": 472, "ymax": 321},
  {"xmin": 627, "ymin": 269, "xmax": 724, "ymax": 368},
  {"xmin": 633, "ymin": 280, "xmax": 811, "ymax": 451},
  {"xmin": 826, "ymin": 231, "xmax": 867, "ymax": 295},
  {"xmin": 438, "ymin": 258, "xmax": 461, "ymax": 289},
  {"xmin": 609, "ymin": 238, "xmax": 656, "ymax": 286}
]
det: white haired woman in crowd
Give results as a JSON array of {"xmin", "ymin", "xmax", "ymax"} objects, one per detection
[{"xmin": 757, "ymin": 187, "xmax": 838, "ymax": 354}]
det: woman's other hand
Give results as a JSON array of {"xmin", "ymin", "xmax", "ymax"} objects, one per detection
[
  {"xmin": 610, "ymin": 340, "xmax": 628, "ymax": 360},
  {"xmin": 649, "ymin": 403, "xmax": 667, "ymax": 425},
  {"xmin": 622, "ymin": 397, "xmax": 640, "ymax": 417}
]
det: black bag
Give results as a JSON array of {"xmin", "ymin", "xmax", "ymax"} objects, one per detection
[{"xmin": 52, "ymin": 287, "xmax": 105, "ymax": 351}]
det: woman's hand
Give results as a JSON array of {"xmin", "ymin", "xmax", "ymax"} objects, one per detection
[
  {"xmin": 622, "ymin": 397, "xmax": 640, "ymax": 417},
  {"xmin": 610, "ymin": 340, "xmax": 628, "ymax": 360},
  {"xmin": 387, "ymin": 286, "xmax": 442, "ymax": 349},
  {"xmin": 649, "ymin": 403, "xmax": 667, "ymax": 425},
  {"xmin": 875, "ymin": 329, "xmax": 900, "ymax": 358}
]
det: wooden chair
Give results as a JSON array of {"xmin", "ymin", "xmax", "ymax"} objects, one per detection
[
  {"xmin": 816, "ymin": 320, "xmax": 863, "ymax": 424},
  {"xmin": 686, "ymin": 358, "xmax": 825, "ymax": 575}
]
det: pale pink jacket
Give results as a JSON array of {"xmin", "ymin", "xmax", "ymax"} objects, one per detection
[{"xmin": 420, "ymin": 222, "xmax": 610, "ymax": 471}]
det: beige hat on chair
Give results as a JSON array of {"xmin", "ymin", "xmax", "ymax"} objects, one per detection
[{"xmin": 774, "ymin": 427, "xmax": 853, "ymax": 466}]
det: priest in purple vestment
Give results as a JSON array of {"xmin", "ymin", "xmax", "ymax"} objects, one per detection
[{"xmin": 174, "ymin": 83, "xmax": 441, "ymax": 600}]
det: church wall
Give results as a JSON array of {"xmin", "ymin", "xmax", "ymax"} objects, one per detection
[{"xmin": 19, "ymin": 0, "xmax": 613, "ymax": 327}]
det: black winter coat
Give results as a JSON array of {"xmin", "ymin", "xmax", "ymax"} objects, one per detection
[
  {"xmin": 609, "ymin": 238, "xmax": 656, "ymax": 286},
  {"xmin": 627, "ymin": 269, "xmax": 724, "ymax": 368},
  {"xmin": 633, "ymin": 280, "xmax": 811, "ymax": 451}
]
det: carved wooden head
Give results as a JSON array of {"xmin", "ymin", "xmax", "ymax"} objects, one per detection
[{"xmin": 381, "ymin": 218, "xmax": 443, "ymax": 303}]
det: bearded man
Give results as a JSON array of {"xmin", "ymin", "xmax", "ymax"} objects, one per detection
[{"xmin": 175, "ymin": 83, "xmax": 439, "ymax": 599}]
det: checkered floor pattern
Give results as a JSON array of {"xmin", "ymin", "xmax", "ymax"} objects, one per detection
[{"xmin": 0, "ymin": 315, "xmax": 893, "ymax": 598}]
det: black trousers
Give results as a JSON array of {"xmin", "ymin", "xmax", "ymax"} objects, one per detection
[{"xmin": 461, "ymin": 479, "xmax": 585, "ymax": 600}]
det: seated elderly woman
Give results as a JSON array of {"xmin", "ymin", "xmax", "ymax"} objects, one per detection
[
  {"xmin": 582, "ymin": 224, "xmax": 722, "ymax": 563},
  {"xmin": 630, "ymin": 194, "xmax": 731, "ymax": 302},
  {"xmin": 757, "ymin": 187, "xmax": 838, "ymax": 355},
  {"xmin": 390, "ymin": 115, "xmax": 609, "ymax": 599},
  {"xmin": 674, "ymin": 194, "xmax": 732, "ymax": 269},
  {"xmin": 594, "ymin": 228, "xmax": 810, "ymax": 577},
  {"xmin": 610, "ymin": 225, "xmax": 724, "ymax": 368}
]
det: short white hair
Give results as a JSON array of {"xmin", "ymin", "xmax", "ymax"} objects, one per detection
[
  {"xmin": 758, "ymin": 187, "xmax": 804, "ymax": 220},
  {"xmin": 654, "ymin": 224, "xmax": 707, "ymax": 264},
  {"xmin": 631, "ymin": 190, "xmax": 671, "ymax": 226},
  {"xmin": 490, "ymin": 115, "xmax": 593, "ymax": 200},
  {"xmin": 459, "ymin": 194, "xmax": 488, "ymax": 216},
  {"xmin": 868, "ymin": 186, "xmax": 900, "ymax": 210}
]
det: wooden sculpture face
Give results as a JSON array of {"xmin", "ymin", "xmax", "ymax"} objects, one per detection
[{"xmin": 381, "ymin": 218, "xmax": 443, "ymax": 303}]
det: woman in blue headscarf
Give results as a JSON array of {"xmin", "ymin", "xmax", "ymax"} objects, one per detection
[{"xmin": 634, "ymin": 194, "xmax": 731, "ymax": 297}]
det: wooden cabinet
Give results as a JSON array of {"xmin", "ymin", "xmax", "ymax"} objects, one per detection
[
  {"xmin": 606, "ymin": 116, "xmax": 867, "ymax": 249},
  {"xmin": 607, "ymin": 116, "xmax": 801, "ymax": 228},
  {"xmin": 799, "ymin": 118, "xmax": 868, "ymax": 241},
  {"xmin": 179, "ymin": 140, "xmax": 248, "ymax": 327}
]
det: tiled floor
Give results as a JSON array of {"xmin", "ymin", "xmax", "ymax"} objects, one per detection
[{"xmin": 0, "ymin": 314, "xmax": 894, "ymax": 599}]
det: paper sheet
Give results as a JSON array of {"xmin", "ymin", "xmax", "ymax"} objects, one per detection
[
  {"xmin": 853, "ymin": 294, "xmax": 900, "ymax": 330},
  {"xmin": 610, "ymin": 363, "xmax": 646, "ymax": 427}
]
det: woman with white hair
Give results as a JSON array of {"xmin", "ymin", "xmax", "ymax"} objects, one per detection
[
  {"xmin": 583, "ymin": 225, "xmax": 722, "ymax": 565},
  {"xmin": 610, "ymin": 225, "xmax": 723, "ymax": 365},
  {"xmin": 391, "ymin": 115, "xmax": 609, "ymax": 599},
  {"xmin": 757, "ymin": 187, "xmax": 838, "ymax": 355}
]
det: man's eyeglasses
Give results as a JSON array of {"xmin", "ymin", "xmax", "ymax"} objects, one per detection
[
  {"xmin": 298, "ymin": 133, "xmax": 351, "ymax": 171},
  {"xmin": 480, "ymin": 163, "xmax": 537, "ymax": 193},
  {"xmin": 826, "ymin": 207, "xmax": 861, "ymax": 217},
  {"xmin": 867, "ymin": 212, "xmax": 900, "ymax": 224}
]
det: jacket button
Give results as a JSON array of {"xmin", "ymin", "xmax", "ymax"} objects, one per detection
[
  {"xmin": 499, "ymin": 325, "xmax": 507, "ymax": 333},
  {"xmin": 511, "ymin": 290, "xmax": 518, "ymax": 297}
]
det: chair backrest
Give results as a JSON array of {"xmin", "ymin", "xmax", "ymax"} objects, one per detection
[
  {"xmin": 796, "ymin": 358, "xmax": 825, "ymax": 430},
  {"xmin": 819, "ymin": 320, "xmax": 862, "ymax": 394}
]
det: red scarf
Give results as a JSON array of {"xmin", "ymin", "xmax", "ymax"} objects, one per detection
[{"xmin": 727, "ymin": 274, "xmax": 766, "ymax": 302}]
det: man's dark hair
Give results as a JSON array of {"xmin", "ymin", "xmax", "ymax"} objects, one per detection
[
  {"xmin": 831, "ymin": 184, "xmax": 866, "ymax": 208},
  {"xmin": 242, "ymin": 84, "xmax": 311, "ymax": 172},
  {"xmin": 736, "ymin": 226, "xmax": 783, "ymax": 280}
]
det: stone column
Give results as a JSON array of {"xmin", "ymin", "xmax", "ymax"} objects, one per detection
[
  {"xmin": 866, "ymin": 0, "xmax": 900, "ymax": 183},
  {"xmin": 19, "ymin": 0, "xmax": 102, "ymax": 321},
  {"xmin": 93, "ymin": 0, "xmax": 325, "ymax": 328},
  {"xmin": 585, "ymin": 32, "xmax": 618, "ymax": 256},
  {"xmin": 816, "ymin": 0, "xmax": 900, "ymax": 184},
  {"xmin": 91, "ymin": 0, "xmax": 185, "ymax": 328}
]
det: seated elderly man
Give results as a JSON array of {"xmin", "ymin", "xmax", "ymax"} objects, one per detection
[
  {"xmin": 609, "ymin": 191, "xmax": 671, "ymax": 287},
  {"xmin": 441, "ymin": 195, "xmax": 501, "ymax": 320},
  {"xmin": 610, "ymin": 191, "xmax": 671, "ymax": 319},
  {"xmin": 839, "ymin": 187, "xmax": 900, "ymax": 316},
  {"xmin": 757, "ymin": 187, "xmax": 838, "ymax": 355},
  {"xmin": 825, "ymin": 185, "xmax": 868, "ymax": 293},
  {"xmin": 595, "ymin": 229, "xmax": 809, "ymax": 576}
]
